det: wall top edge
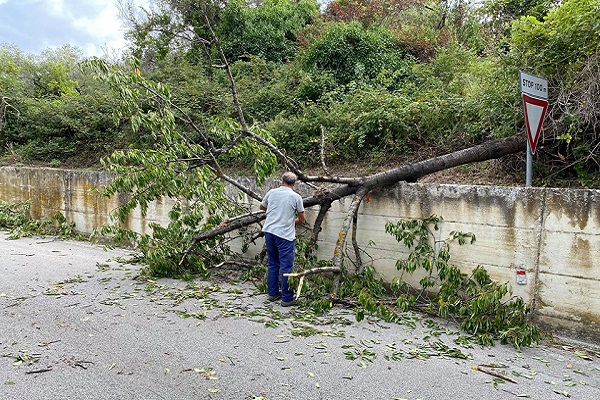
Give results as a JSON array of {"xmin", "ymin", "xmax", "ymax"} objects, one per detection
[{"xmin": 2, "ymin": 166, "xmax": 600, "ymax": 196}]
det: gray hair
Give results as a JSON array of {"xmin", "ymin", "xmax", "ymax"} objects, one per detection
[{"xmin": 282, "ymin": 171, "xmax": 297, "ymax": 185}]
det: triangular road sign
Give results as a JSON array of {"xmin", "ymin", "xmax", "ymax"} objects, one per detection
[{"xmin": 522, "ymin": 94, "xmax": 548, "ymax": 154}]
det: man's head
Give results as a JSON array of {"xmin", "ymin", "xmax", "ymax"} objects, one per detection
[{"xmin": 281, "ymin": 171, "xmax": 297, "ymax": 186}]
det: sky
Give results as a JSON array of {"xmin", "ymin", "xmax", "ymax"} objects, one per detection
[{"xmin": 0, "ymin": 0, "xmax": 149, "ymax": 57}]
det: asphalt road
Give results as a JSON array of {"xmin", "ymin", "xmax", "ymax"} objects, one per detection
[{"xmin": 1, "ymin": 231, "xmax": 600, "ymax": 400}]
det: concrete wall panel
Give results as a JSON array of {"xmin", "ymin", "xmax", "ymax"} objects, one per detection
[{"xmin": 2, "ymin": 167, "xmax": 600, "ymax": 340}]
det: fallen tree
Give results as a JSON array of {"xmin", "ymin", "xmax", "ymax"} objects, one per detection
[
  {"xmin": 86, "ymin": 55, "xmax": 538, "ymax": 312},
  {"xmin": 191, "ymin": 132, "xmax": 528, "ymax": 241},
  {"xmin": 186, "ymin": 132, "xmax": 529, "ymax": 295},
  {"xmin": 83, "ymin": 11, "xmax": 533, "ymax": 281},
  {"xmin": 81, "ymin": 9, "xmax": 546, "ymax": 348}
]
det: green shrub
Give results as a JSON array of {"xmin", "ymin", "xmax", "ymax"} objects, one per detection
[
  {"xmin": 218, "ymin": 0, "xmax": 318, "ymax": 63},
  {"xmin": 301, "ymin": 21, "xmax": 413, "ymax": 85},
  {"xmin": 384, "ymin": 215, "xmax": 542, "ymax": 348}
]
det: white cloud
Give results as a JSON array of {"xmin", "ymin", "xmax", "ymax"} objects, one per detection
[
  {"xmin": 0, "ymin": 0, "xmax": 152, "ymax": 56},
  {"xmin": 46, "ymin": 0, "xmax": 66, "ymax": 15},
  {"xmin": 72, "ymin": 2, "xmax": 128, "ymax": 54}
]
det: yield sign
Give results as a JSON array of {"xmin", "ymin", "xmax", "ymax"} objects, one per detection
[{"xmin": 522, "ymin": 94, "xmax": 548, "ymax": 154}]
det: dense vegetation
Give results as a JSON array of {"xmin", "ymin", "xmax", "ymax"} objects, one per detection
[{"xmin": 1, "ymin": 0, "xmax": 599, "ymax": 186}]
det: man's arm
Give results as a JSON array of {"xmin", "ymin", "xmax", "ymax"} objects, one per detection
[
  {"xmin": 296, "ymin": 211, "xmax": 305, "ymax": 225},
  {"xmin": 259, "ymin": 204, "xmax": 266, "ymax": 211}
]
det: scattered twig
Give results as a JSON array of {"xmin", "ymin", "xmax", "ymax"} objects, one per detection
[
  {"xmin": 479, "ymin": 363, "xmax": 509, "ymax": 369},
  {"xmin": 4, "ymin": 297, "xmax": 29, "ymax": 308},
  {"xmin": 38, "ymin": 340, "xmax": 61, "ymax": 347},
  {"xmin": 472, "ymin": 365, "xmax": 518, "ymax": 383},
  {"xmin": 501, "ymin": 388, "xmax": 530, "ymax": 398},
  {"xmin": 25, "ymin": 367, "xmax": 53, "ymax": 374}
]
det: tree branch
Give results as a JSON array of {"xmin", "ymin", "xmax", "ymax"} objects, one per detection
[
  {"xmin": 311, "ymin": 200, "xmax": 332, "ymax": 242},
  {"xmin": 351, "ymin": 199, "xmax": 364, "ymax": 275},
  {"xmin": 302, "ymin": 133, "xmax": 529, "ymax": 208},
  {"xmin": 284, "ymin": 266, "xmax": 341, "ymax": 278},
  {"xmin": 202, "ymin": 12, "xmax": 247, "ymax": 131},
  {"xmin": 331, "ymin": 186, "xmax": 369, "ymax": 299}
]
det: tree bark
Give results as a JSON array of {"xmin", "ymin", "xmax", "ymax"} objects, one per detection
[
  {"xmin": 352, "ymin": 202, "xmax": 364, "ymax": 275},
  {"xmin": 331, "ymin": 186, "xmax": 369, "ymax": 299}
]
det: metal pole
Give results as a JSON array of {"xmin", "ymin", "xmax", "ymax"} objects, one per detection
[{"xmin": 526, "ymin": 141, "xmax": 532, "ymax": 187}]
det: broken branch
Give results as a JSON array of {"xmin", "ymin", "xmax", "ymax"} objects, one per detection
[
  {"xmin": 472, "ymin": 365, "xmax": 518, "ymax": 383},
  {"xmin": 25, "ymin": 367, "xmax": 53, "ymax": 374},
  {"xmin": 284, "ymin": 266, "xmax": 342, "ymax": 300}
]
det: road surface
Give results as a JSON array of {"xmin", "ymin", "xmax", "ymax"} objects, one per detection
[{"xmin": 1, "ymin": 232, "xmax": 599, "ymax": 399}]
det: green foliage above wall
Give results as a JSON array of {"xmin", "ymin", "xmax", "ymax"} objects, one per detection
[
  {"xmin": 301, "ymin": 21, "xmax": 413, "ymax": 85},
  {"xmin": 510, "ymin": 0, "xmax": 600, "ymax": 77},
  {"xmin": 218, "ymin": 0, "xmax": 319, "ymax": 63},
  {"xmin": 1, "ymin": 0, "xmax": 600, "ymax": 187}
]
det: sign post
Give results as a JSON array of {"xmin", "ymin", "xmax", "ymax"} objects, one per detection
[{"xmin": 519, "ymin": 71, "xmax": 548, "ymax": 187}]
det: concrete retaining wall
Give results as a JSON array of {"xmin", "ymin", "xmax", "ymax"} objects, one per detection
[{"xmin": 1, "ymin": 167, "xmax": 599, "ymax": 341}]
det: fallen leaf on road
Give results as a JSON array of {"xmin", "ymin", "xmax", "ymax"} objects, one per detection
[
  {"xmin": 532, "ymin": 356, "xmax": 550, "ymax": 365},
  {"xmin": 574, "ymin": 351, "xmax": 592, "ymax": 361}
]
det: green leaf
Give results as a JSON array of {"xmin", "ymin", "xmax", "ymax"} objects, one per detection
[{"xmin": 574, "ymin": 351, "xmax": 593, "ymax": 361}]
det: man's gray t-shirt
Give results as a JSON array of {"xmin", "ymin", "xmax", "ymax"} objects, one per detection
[{"xmin": 261, "ymin": 186, "xmax": 304, "ymax": 241}]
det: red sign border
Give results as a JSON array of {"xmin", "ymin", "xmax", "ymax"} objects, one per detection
[{"xmin": 522, "ymin": 94, "xmax": 548, "ymax": 154}]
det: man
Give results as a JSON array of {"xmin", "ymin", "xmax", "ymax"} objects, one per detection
[{"xmin": 259, "ymin": 171, "xmax": 305, "ymax": 307}]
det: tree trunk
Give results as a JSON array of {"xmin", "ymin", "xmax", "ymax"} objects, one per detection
[
  {"xmin": 182, "ymin": 133, "xmax": 531, "ymax": 298},
  {"xmin": 331, "ymin": 186, "xmax": 369, "ymax": 299},
  {"xmin": 190, "ymin": 133, "xmax": 527, "ymax": 244},
  {"xmin": 303, "ymin": 134, "xmax": 527, "ymax": 207}
]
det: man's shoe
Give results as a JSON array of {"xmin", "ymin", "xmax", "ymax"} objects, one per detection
[
  {"xmin": 281, "ymin": 300, "xmax": 296, "ymax": 307},
  {"xmin": 267, "ymin": 294, "xmax": 281, "ymax": 302}
]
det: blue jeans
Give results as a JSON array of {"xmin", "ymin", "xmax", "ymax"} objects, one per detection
[{"xmin": 264, "ymin": 232, "xmax": 295, "ymax": 302}]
